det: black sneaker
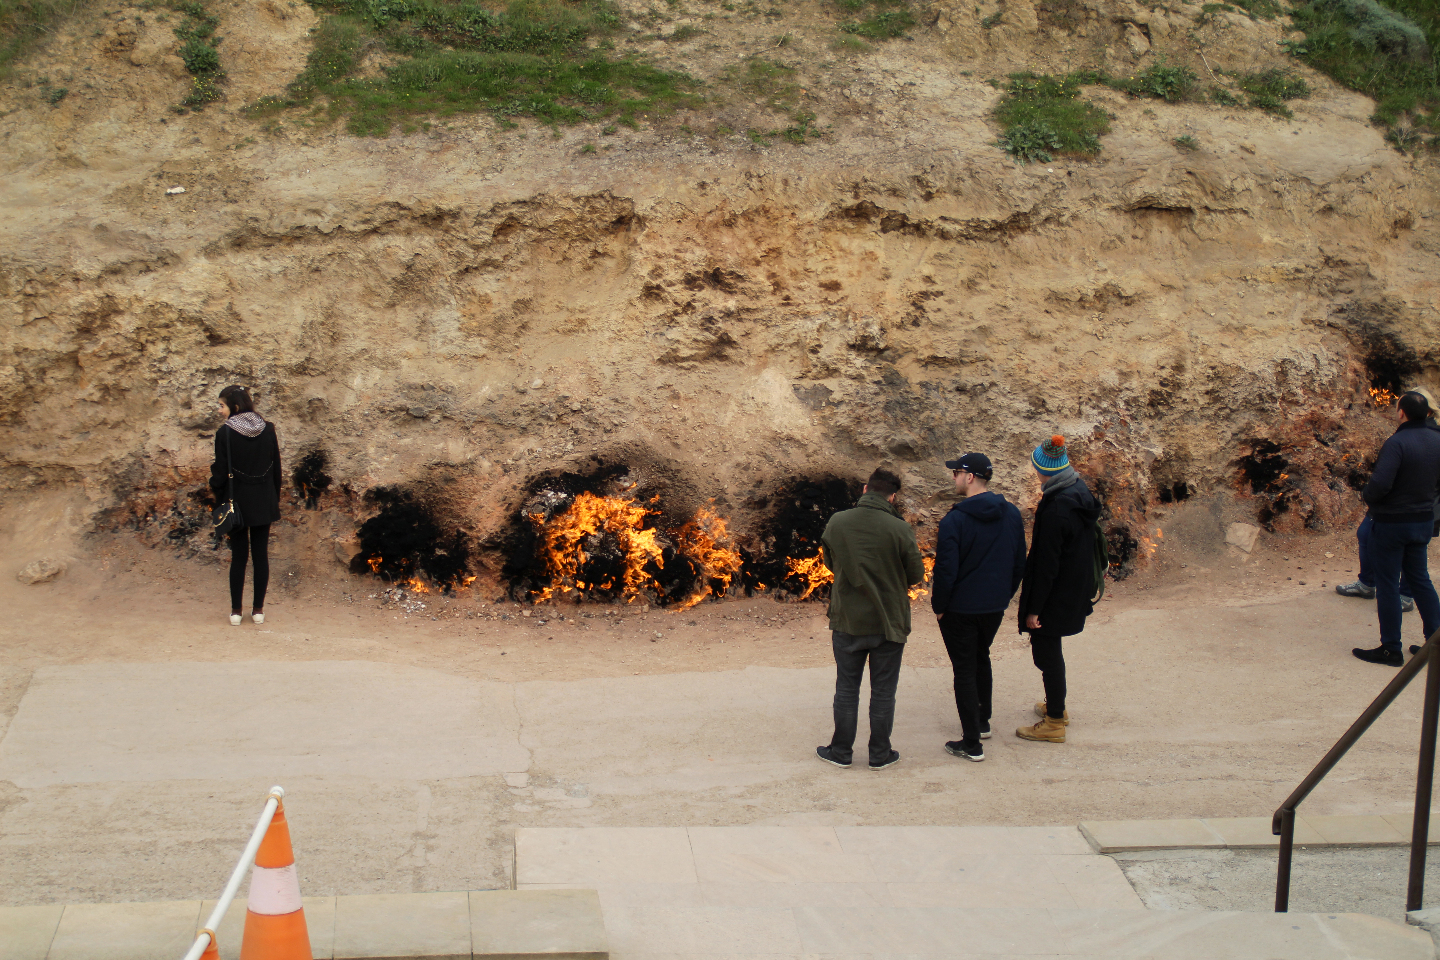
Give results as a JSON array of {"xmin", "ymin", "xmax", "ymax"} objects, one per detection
[
  {"xmin": 945, "ymin": 740, "xmax": 985, "ymax": 762},
  {"xmin": 1411, "ymin": 644, "xmax": 1424, "ymax": 656},
  {"xmin": 869, "ymin": 750, "xmax": 901, "ymax": 770},
  {"xmin": 816, "ymin": 746, "xmax": 851, "ymax": 768},
  {"xmin": 1402, "ymin": 596, "xmax": 1416, "ymax": 613},
  {"xmin": 979, "ymin": 723, "xmax": 992, "ymax": 740},
  {"xmin": 1353, "ymin": 646, "xmax": 1403, "ymax": 667}
]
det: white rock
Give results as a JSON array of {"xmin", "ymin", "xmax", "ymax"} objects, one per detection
[
  {"xmin": 17, "ymin": 557, "xmax": 67, "ymax": 584},
  {"xmin": 1226, "ymin": 522, "xmax": 1261, "ymax": 553},
  {"xmin": 166, "ymin": 186, "xmax": 186, "ymax": 195}
]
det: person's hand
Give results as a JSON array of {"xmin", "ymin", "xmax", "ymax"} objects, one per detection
[{"xmin": 1025, "ymin": 614, "xmax": 1041, "ymax": 630}]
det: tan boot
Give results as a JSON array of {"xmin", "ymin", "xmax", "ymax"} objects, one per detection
[
  {"xmin": 1034, "ymin": 700, "xmax": 1070, "ymax": 724},
  {"xmin": 1017, "ymin": 715, "xmax": 1067, "ymax": 743}
]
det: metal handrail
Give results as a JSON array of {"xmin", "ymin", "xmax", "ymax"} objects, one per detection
[
  {"xmin": 1273, "ymin": 630, "xmax": 1440, "ymax": 912},
  {"xmin": 181, "ymin": 786, "xmax": 286, "ymax": 960}
]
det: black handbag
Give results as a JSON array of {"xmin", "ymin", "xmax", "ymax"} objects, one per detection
[{"xmin": 212, "ymin": 426, "xmax": 244, "ymax": 536}]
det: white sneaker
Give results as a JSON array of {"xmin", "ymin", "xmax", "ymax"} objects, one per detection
[
  {"xmin": 229, "ymin": 614, "xmax": 242, "ymax": 626},
  {"xmin": 252, "ymin": 613, "xmax": 264, "ymax": 625}
]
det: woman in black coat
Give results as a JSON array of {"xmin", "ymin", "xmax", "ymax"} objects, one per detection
[{"xmin": 209, "ymin": 385, "xmax": 282, "ymax": 626}]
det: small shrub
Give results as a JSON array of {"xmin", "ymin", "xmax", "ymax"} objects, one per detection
[
  {"xmin": 179, "ymin": 36, "xmax": 220, "ymax": 73},
  {"xmin": 1173, "ymin": 133, "xmax": 1199, "ymax": 149},
  {"xmin": 839, "ymin": 7, "xmax": 914, "ymax": 38},
  {"xmin": 42, "ymin": 82, "xmax": 67, "ymax": 104},
  {"xmin": 782, "ymin": 109, "xmax": 815, "ymax": 142},
  {"xmin": 1235, "ymin": 68, "xmax": 1310, "ymax": 117},
  {"xmin": 998, "ymin": 119, "xmax": 1062, "ymax": 162},
  {"xmin": 1111, "ymin": 60, "xmax": 1198, "ymax": 102},
  {"xmin": 667, "ymin": 24, "xmax": 703, "ymax": 40},
  {"xmin": 1309, "ymin": 0, "xmax": 1430, "ymax": 62},
  {"xmin": 580, "ymin": 141, "xmax": 596, "ymax": 152},
  {"xmin": 980, "ymin": 9, "xmax": 1001, "ymax": 28},
  {"xmin": 182, "ymin": 73, "xmax": 222, "ymax": 105},
  {"xmin": 1211, "ymin": 87, "xmax": 1243, "ymax": 106}
]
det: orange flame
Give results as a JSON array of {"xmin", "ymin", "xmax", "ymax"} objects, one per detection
[
  {"xmin": 908, "ymin": 556, "xmax": 937, "ymax": 600},
  {"xmin": 405, "ymin": 577, "xmax": 430, "ymax": 594},
  {"xmin": 527, "ymin": 491, "xmax": 665, "ymax": 604},
  {"xmin": 785, "ymin": 552, "xmax": 833, "ymax": 601},
  {"xmin": 1371, "ymin": 386, "xmax": 1399, "ymax": 408},
  {"xmin": 671, "ymin": 507, "xmax": 744, "ymax": 610}
]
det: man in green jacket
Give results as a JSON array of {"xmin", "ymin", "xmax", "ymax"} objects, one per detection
[{"xmin": 816, "ymin": 467, "xmax": 927, "ymax": 770}]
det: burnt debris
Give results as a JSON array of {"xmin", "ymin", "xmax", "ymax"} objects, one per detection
[
  {"xmin": 739, "ymin": 475, "xmax": 862, "ymax": 598},
  {"xmin": 293, "ymin": 449, "xmax": 334, "ymax": 509},
  {"xmin": 351, "ymin": 486, "xmax": 472, "ymax": 588}
]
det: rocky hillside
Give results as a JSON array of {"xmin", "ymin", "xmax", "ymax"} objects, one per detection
[{"xmin": 1, "ymin": 0, "xmax": 1437, "ymax": 590}]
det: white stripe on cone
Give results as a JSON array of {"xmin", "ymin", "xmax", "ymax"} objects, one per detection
[{"xmin": 248, "ymin": 863, "xmax": 304, "ymax": 916}]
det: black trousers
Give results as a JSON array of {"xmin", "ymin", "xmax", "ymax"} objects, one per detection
[
  {"xmin": 1029, "ymin": 631, "xmax": 1066, "ymax": 718},
  {"xmin": 828, "ymin": 632, "xmax": 906, "ymax": 766},
  {"xmin": 940, "ymin": 611, "xmax": 1005, "ymax": 748},
  {"xmin": 229, "ymin": 524, "xmax": 271, "ymax": 612}
]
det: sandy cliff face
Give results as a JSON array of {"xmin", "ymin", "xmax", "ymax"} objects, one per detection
[{"xmin": 1, "ymin": 0, "xmax": 1438, "ymax": 586}]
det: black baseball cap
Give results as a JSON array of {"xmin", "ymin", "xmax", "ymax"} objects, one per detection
[{"xmin": 945, "ymin": 452, "xmax": 993, "ymax": 480}]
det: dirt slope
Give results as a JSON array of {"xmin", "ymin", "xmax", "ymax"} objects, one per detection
[{"xmin": 1, "ymin": 0, "xmax": 1438, "ymax": 586}]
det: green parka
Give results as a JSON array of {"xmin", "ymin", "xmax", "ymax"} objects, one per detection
[{"xmin": 820, "ymin": 492, "xmax": 927, "ymax": 645}]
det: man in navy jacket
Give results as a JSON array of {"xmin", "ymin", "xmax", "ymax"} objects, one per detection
[
  {"xmin": 931, "ymin": 452, "xmax": 1026, "ymax": 761},
  {"xmin": 1354, "ymin": 391, "xmax": 1440, "ymax": 666}
]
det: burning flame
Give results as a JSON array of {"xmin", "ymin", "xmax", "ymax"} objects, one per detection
[
  {"xmin": 908, "ymin": 556, "xmax": 937, "ymax": 600},
  {"xmin": 671, "ymin": 507, "xmax": 744, "ymax": 610},
  {"xmin": 785, "ymin": 552, "xmax": 833, "ymax": 601},
  {"xmin": 527, "ymin": 491, "xmax": 665, "ymax": 604},
  {"xmin": 1371, "ymin": 386, "xmax": 1399, "ymax": 407},
  {"xmin": 405, "ymin": 577, "xmax": 430, "ymax": 594}
]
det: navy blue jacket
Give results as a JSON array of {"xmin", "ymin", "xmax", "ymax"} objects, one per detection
[
  {"xmin": 930, "ymin": 491, "xmax": 1027, "ymax": 615},
  {"xmin": 1364, "ymin": 419, "xmax": 1440, "ymax": 523}
]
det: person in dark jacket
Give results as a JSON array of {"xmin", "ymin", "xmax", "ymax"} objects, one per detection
[
  {"xmin": 816, "ymin": 467, "xmax": 927, "ymax": 771},
  {"xmin": 1015, "ymin": 435, "xmax": 1101, "ymax": 744},
  {"xmin": 1353, "ymin": 391, "xmax": 1440, "ymax": 666},
  {"xmin": 209, "ymin": 385, "xmax": 282, "ymax": 626},
  {"xmin": 931, "ymin": 452, "xmax": 1026, "ymax": 762}
]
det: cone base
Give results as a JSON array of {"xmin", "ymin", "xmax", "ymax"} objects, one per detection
[{"xmin": 240, "ymin": 907, "xmax": 311, "ymax": 960}]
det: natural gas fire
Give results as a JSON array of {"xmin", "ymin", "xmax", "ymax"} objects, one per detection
[
  {"xmin": 1370, "ymin": 386, "xmax": 1399, "ymax": 408},
  {"xmin": 784, "ymin": 552, "xmax": 832, "ymax": 601},
  {"xmin": 526, "ymin": 491, "xmax": 665, "ymax": 604},
  {"xmin": 671, "ymin": 507, "xmax": 745, "ymax": 609}
]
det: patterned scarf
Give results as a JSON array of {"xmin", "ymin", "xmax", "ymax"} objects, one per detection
[{"xmin": 225, "ymin": 412, "xmax": 266, "ymax": 437}]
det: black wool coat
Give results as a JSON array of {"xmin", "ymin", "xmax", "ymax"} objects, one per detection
[
  {"xmin": 1017, "ymin": 476, "xmax": 1101, "ymax": 637},
  {"xmin": 209, "ymin": 423, "xmax": 282, "ymax": 527}
]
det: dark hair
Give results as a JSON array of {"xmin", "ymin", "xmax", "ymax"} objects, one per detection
[
  {"xmin": 1400, "ymin": 391, "xmax": 1430, "ymax": 422},
  {"xmin": 866, "ymin": 467, "xmax": 902, "ymax": 496},
  {"xmin": 219, "ymin": 385, "xmax": 254, "ymax": 415}
]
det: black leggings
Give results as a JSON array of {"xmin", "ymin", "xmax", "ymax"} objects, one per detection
[
  {"xmin": 1029, "ymin": 631, "xmax": 1067, "ymax": 718},
  {"xmin": 229, "ymin": 524, "xmax": 271, "ymax": 612}
]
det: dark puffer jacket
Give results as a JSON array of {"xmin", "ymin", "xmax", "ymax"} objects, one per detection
[
  {"xmin": 930, "ymin": 491, "xmax": 1026, "ymax": 616},
  {"xmin": 209, "ymin": 423, "xmax": 282, "ymax": 527},
  {"xmin": 1017, "ymin": 476, "xmax": 1101, "ymax": 637}
]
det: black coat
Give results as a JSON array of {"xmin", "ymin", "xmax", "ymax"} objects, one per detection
[
  {"xmin": 1017, "ymin": 476, "xmax": 1101, "ymax": 637},
  {"xmin": 209, "ymin": 423, "xmax": 282, "ymax": 527},
  {"xmin": 1363, "ymin": 419, "xmax": 1440, "ymax": 523}
]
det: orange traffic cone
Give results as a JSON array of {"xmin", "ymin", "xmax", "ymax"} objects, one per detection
[
  {"xmin": 239, "ymin": 800, "xmax": 311, "ymax": 960},
  {"xmin": 198, "ymin": 929, "xmax": 220, "ymax": 960}
]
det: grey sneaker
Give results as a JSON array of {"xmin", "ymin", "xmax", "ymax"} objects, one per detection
[
  {"xmin": 1402, "ymin": 595, "xmax": 1416, "ymax": 613},
  {"xmin": 1335, "ymin": 581, "xmax": 1375, "ymax": 599}
]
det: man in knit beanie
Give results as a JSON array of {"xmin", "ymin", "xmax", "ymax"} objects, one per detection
[{"xmin": 1015, "ymin": 435, "xmax": 1103, "ymax": 743}]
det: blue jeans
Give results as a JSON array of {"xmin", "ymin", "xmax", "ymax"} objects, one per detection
[
  {"xmin": 1359, "ymin": 515, "xmax": 1415, "ymax": 599},
  {"xmin": 1370, "ymin": 520, "xmax": 1440, "ymax": 653}
]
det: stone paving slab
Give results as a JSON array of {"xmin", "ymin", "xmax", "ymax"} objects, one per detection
[
  {"xmin": 0, "ymin": 890, "xmax": 607, "ymax": 960},
  {"xmin": 1081, "ymin": 813, "xmax": 1438, "ymax": 853},
  {"xmin": 0, "ymin": 904, "xmax": 63, "ymax": 960}
]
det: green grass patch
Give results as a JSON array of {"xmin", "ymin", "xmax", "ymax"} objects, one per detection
[
  {"xmin": 1286, "ymin": 0, "xmax": 1439, "ymax": 137},
  {"xmin": 169, "ymin": 0, "xmax": 225, "ymax": 111},
  {"xmin": 830, "ymin": 0, "xmax": 912, "ymax": 39},
  {"xmin": 993, "ymin": 72, "xmax": 1111, "ymax": 162},
  {"xmin": 0, "ymin": 0, "xmax": 90, "ymax": 78},
  {"xmin": 251, "ymin": 0, "xmax": 698, "ymax": 135},
  {"xmin": 1233, "ymin": 67, "xmax": 1310, "ymax": 117}
]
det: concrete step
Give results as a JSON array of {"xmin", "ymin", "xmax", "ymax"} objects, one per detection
[{"xmin": 515, "ymin": 825, "xmax": 1433, "ymax": 959}]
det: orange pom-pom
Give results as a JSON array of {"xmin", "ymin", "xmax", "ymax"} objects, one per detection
[{"xmin": 1051, "ymin": 434, "xmax": 1065, "ymax": 447}]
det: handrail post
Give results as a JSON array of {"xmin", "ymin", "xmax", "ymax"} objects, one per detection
[
  {"xmin": 181, "ymin": 786, "xmax": 285, "ymax": 960},
  {"xmin": 1409, "ymin": 640, "xmax": 1440, "ymax": 911},
  {"xmin": 1275, "ymin": 807, "xmax": 1295, "ymax": 913}
]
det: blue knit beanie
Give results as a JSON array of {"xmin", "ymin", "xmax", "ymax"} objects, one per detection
[{"xmin": 1031, "ymin": 435, "xmax": 1070, "ymax": 475}]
